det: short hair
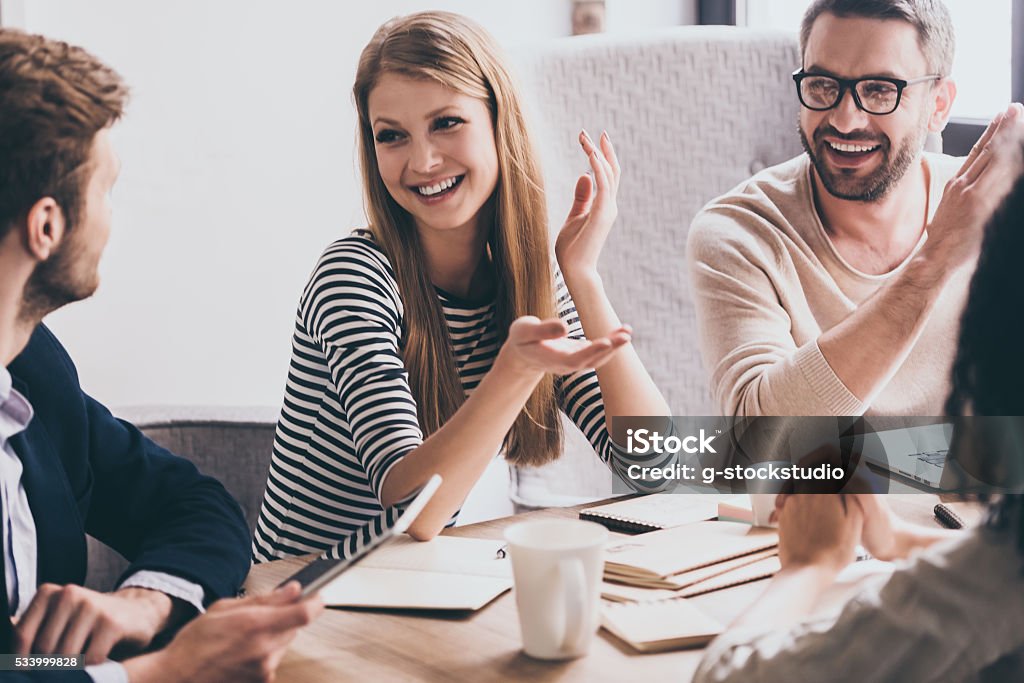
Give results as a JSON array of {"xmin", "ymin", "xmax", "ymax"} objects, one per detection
[
  {"xmin": 0, "ymin": 29, "xmax": 128, "ymax": 237},
  {"xmin": 799, "ymin": 0, "xmax": 955, "ymax": 76}
]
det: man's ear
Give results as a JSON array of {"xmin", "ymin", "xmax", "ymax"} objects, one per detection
[
  {"xmin": 928, "ymin": 78, "xmax": 957, "ymax": 133},
  {"xmin": 24, "ymin": 197, "xmax": 66, "ymax": 261}
]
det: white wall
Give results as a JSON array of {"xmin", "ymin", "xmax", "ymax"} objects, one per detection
[{"xmin": 8, "ymin": 0, "xmax": 694, "ymax": 409}]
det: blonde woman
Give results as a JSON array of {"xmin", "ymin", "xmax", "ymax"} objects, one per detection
[{"xmin": 252, "ymin": 11, "xmax": 671, "ymax": 561}]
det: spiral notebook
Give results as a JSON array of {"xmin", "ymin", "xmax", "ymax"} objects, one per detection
[{"xmin": 579, "ymin": 494, "xmax": 748, "ymax": 533}]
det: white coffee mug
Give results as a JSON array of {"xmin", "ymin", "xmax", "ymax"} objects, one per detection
[
  {"xmin": 504, "ymin": 519, "xmax": 608, "ymax": 660},
  {"xmin": 749, "ymin": 493, "xmax": 779, "ymax": 527},
  {"xmin": 747, "ymin": 459, "xmax": 790, "ymax": 527}
]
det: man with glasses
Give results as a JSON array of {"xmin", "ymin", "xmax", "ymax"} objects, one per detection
[{"xmin": 687, "ymin": 0, "xmax": 1024, "ymax": 418}]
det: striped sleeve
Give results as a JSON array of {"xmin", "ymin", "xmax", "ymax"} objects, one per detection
[
  {"xmin": 552, "ymin": 270, "xmax": 676, "ymax": 492},
  {"xmin": 302, "ymin": 239, "xmax": 423, "ymax": 503}
]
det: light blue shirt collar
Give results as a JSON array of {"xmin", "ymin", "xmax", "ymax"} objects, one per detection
[{"xmin": 0, "ymin": 365, "xmax": 32, "ymax": 441}]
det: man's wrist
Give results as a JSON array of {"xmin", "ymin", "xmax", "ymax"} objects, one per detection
[
  {"xmin": 114, "ymin": 588, "xmax": 174, "ymax": 640},
  {"xmin": 916, "ymin": 234, "xmax": 967, "ymax": 283}
]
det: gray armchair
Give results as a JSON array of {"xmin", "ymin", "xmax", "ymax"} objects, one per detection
[{"xmin": 85, "ymin": 406, "xmax": 277, "ymax": 592}]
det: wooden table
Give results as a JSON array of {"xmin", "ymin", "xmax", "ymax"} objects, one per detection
[{"xmin": 244, "ymin": 495, "xmax": 949, "ymax": 683}]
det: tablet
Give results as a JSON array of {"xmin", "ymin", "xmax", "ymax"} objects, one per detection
[{"xmin": 278, "ymin": 474, "xmax": 443, "ymax": 597}]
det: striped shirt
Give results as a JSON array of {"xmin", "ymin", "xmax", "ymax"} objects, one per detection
[{"xmin": 252, "ymin": 230, "xmax": 669, "ymax": 562}]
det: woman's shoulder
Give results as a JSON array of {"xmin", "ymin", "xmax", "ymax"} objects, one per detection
[
  {"xmin": 301, "ymin": 228, "xmax": 402, "ymax": 310},
  {"xmin": 315, "ymin": 228, "xmax": 389, "ymax": 268},
  {"xmin": 308, "ymin": 229, "xmax": 398, "ymax": 284}
]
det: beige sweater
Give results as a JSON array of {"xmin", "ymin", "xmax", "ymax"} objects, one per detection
[{"xmin": 687, "ymin": 152, "xmax": 968, "ymax": 417}]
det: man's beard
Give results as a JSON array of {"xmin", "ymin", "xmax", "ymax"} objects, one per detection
[
  {"xmin": 20, "ymin": 237, "xmax": 98, "ymax": 324},
  {"xmin": 800, "ymin": 122, "xmax": 925, "ymax": 202}
]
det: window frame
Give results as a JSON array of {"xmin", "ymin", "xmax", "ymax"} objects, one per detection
[{"xmin": 709, "ymin": 0, "xmax": 1024, "ymax": 155}]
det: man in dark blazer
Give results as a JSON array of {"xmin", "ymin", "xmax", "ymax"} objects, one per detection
[{"xmin": 0, "ymin": 28, "xmax": 321, "ymax": 683}]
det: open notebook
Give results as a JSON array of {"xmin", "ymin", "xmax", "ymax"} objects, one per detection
[
  {"xmin": 601, "ymin": 598, "xmax": 725, "ymax": 653},
  {"xmin": 320, "ymin": 535, "xmax": 512, "ymax": 611}
]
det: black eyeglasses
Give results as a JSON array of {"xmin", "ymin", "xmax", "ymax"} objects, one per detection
[{"xmin": 792, "ymin": 69, "xmax": 943, "ymax": 115}]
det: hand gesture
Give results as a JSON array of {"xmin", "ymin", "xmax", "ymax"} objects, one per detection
[
  {"xmin": 845, "ymin": 494, "xmax": 905, "ymax": 561},
  {"xmin": 500, "ymin": 315, "xmax": 630, "ymax": 376},
  {"xmin": 774, "ymin": 494, "xmax": 863, "ymax": 573},
  {"xmin": 927, "ymin": 102, "xmax": 1024, "ymax": 268},
  {"xmin": 554, "ymin": 130, "xmax": 621, "ymax": 277},
  {"xmin": 125, "ymin": 582, "xmax": 323, "ymax": 683}
]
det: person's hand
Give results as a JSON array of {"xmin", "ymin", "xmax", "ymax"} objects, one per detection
[
  {"xmin": 498, "ymin": 315, "xmax": 630, "ymax": 377},
  {"xmin": 13, "ymin": 585, "xmax": 174, "ymax": 664},
  {"xmin": 774, "ymin": 494, "xmax": 863, "ymax": 573},
  {"xmin": 926, "ymin": 102, "xmax": 1024, "ymax": 269},
  {"xmin": 846, "ymin": 494, "xmax": 903, "ymax": 561},
  {"xmin": 124, "ymin": 582, "xmax": 323, "ymax": 683},
  {"xmin": 554, "ymin": 130, "xmax": 620, "ymax": 279},
  {"xmin": 847, "ymin": 494, "xmax": 960, "ymax": 561}
]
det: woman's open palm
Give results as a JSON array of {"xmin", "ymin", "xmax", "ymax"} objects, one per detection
[{"xmin": 505, "ymin": 316, "xmax": 630, "ymax": 375}]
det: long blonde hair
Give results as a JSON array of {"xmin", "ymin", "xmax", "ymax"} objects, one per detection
[{"xmin": 353, "ymin": 11, "xmax": 562, "ymax": 466}]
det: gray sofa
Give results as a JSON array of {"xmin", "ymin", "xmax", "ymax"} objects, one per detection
[{"xmin": 85, "ymin": 407, "xmax": 277, "ymax": 591}]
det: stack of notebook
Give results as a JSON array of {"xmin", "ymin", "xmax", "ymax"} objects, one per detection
[
  {"xmin": 602, "ymin": 520, "xmax": 780, "ymax": 596},
  {"xmin": 581, "ymin": 496, "xmax": 782, "ymax": 653},
  {"xmin": 593, "ymin": 520, "xmax": 774, "ymax": 655}
]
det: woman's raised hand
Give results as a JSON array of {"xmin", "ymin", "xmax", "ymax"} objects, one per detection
[
  {"xmin": 500, "ymin": 315, "xmax": 631, "ymax": 376},
  {"xmin": 554, "ymin": 130, "xmax": 621, "ymax": 277}
]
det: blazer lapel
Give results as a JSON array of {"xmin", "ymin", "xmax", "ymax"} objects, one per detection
[{"xmin": 7, "ymin": 377, "xmax": 87, "ymax": 587}]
